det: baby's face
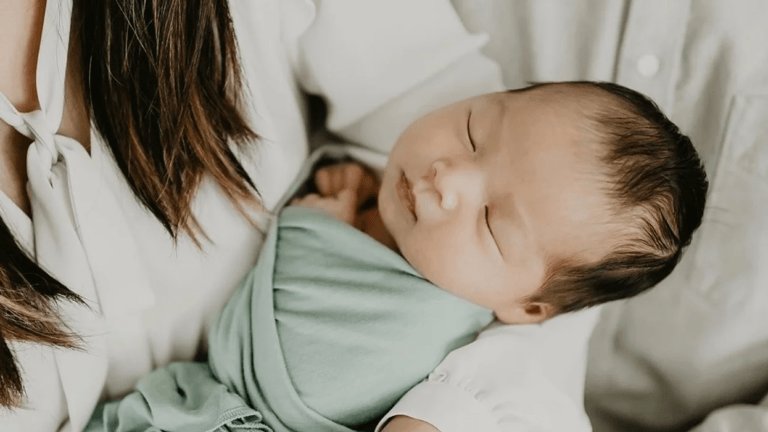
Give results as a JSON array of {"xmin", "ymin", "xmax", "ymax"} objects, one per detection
[{"xmin": 378, "ymin": 88, "xmax": 616, "ymax": 323}]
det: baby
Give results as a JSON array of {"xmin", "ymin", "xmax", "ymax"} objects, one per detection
[
  {"xmin": 296, "ymin": 81, "xmax": 709, "ymax": 323},
  {"xmin": 86, "ymin": 82, "xmax": 708, "ymax": 432}
]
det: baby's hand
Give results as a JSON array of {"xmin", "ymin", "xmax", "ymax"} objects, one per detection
[
  {"xmin": 291, "ymin": 189, "xmax": 358, "ymax": 225},
  {"xmin": 314, "ymin": 162, "xmax": 379, "ymax": 206}
]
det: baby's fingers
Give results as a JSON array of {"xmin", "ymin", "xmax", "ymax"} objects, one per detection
[
  {"xmin": 333, "ymin": 188, "xmax": 358, "ymax": 224},
  {"xmin": 315, "ymin": 164, "xmax": 349, "ymax": 196},
  {"xmin": 290, "ymin": 190, "xmax": 356, "ymax": 225},
  {"xmin": 315, "ymin": 163, "xmax": 368, "ymax": 197},
  {"xmin": 334, "ymin": 188, "xmax": 357, "ymax": 206},
  {"xmin": 314, "ymin": 169, "xmax": 334, "ymax": 196},
  {"xmin": 291, "ymin": 193, "xmax": 322, "ymax": 206}
]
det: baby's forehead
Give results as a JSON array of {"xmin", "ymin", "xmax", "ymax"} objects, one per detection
[
  {"xmin": 487, "ymin": 86, "xmax": 610, "ymax": 153},
  {"xmin": 497, "ymin": 83, "xmax": 617, "ymax": 115},
  {"xmin": 483, "ymin": 94, "xmax": 618, "ymax": 218}
]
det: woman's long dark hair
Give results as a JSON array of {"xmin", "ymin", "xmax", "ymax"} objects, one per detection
[{"xmin": 0, "ymin": 0, "xmax": 258, "ymax": 407}]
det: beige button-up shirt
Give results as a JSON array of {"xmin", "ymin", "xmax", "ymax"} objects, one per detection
[{"xmin": 452, "ymin": 1, "xmax": 768, "ymax": 431}]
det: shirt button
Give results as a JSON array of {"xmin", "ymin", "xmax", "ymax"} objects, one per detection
[{"xmin": 637, "ymin": 54, "xmax": 660, "ymax": 77}]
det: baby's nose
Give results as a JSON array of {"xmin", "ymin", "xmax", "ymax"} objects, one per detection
[{"xmin": 431, "ymin": 160, "xmax": 480, "ymax": 211}]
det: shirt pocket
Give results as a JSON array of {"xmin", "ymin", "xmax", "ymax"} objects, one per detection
[{"xmin": 690, "ymin": 94, "xmax": 768, "ymax": 305}]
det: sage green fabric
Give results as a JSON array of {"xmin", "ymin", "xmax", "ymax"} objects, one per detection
[
  {"xmin": 85, "ymin": 362, "xmax": 269, "ymax": 432},
  {"xmin": 86, "ymin": 177, "xmax": 493, "ymax": 432}
]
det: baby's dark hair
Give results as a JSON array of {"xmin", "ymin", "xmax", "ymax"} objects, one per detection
[{"xmin": 520, "ymin": 81, "xmax": 708, "ymax": 314}]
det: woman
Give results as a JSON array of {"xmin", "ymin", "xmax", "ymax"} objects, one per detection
[{"xmin": 0, "ymin": 1, "xmax": 595, "ymax": 431}]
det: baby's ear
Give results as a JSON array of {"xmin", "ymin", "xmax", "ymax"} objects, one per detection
[{"xmin": 496, "ymin": 301, "xmax": 555, "ymax": 324}]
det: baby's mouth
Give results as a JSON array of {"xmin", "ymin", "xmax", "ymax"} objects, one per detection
[{"xmin": 398, "ymin": 171, "xmax": 417, "ymax": 220}]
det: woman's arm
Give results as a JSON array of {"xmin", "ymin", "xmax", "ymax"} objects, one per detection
[{"xmin": 374, "ymin": 310, "xmax": 602, "ymax": 432}]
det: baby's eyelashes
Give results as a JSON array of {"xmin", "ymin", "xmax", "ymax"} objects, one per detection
[
  {"xmin": 485, "ymin": 206, "xmax": 502, "ymax": 256},
  {"xmin": 466, "ymin": 110, "xmax": 477, "ymax": 152}
]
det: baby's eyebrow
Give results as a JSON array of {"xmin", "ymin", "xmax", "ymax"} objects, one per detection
[
  {"xmin": 492, "ymin": 96, "xmax": 509, "ymax": 117},
  {"xmin": 483, "ymin": 97, "xmax": 509, "ymax": 143}
]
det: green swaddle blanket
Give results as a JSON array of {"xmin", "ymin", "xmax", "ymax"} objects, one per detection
[{"xmin": 86, "ymin": 151, "xmax": 494, "ymax": 432}]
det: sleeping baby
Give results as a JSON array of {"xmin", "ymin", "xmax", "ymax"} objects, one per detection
[{"xmin": 86, "ymin": 82, "xmax": 708, "ymax": 432}]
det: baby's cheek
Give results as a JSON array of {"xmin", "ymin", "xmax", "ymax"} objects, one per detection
[{"xmin": 401, "ymin": 231, "xmax": 483, "ymax": 299}]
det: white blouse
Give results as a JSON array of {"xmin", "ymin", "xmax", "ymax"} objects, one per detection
[{"xmin": 0, "ymin": 1, "xmax": 596, "ymax": 431}]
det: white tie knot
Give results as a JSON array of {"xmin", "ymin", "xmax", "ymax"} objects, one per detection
[
  {"xmin": 0, "ymin": 94, "xmax": 60, "ymax": 173},
  {"xmin": 25, "ymin": 110, "xmax": 61, "ymax": 171}
]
